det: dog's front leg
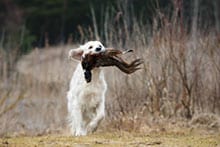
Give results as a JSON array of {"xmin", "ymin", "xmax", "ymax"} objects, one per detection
[
  {"xmin": 69, "ymin": 104, "xmax": 87, "ymax": 136},
  {"xmin": 87, "ymin": 101, "xmax": 105, "ymax": 133}
]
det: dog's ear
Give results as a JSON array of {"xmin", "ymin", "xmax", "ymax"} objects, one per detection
[{"xmin": 68, "ymin": 47, "xmax": 83, "ymax": 61}]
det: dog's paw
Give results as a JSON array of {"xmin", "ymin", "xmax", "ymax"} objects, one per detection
[{"xmin": 87, "ymin": 122, "xmax": 98, "ymax": 133}]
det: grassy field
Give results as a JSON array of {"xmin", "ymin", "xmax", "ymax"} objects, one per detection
[{"xmin": 1, "ymin": 130, "xmax": 220, "ymax": 147}]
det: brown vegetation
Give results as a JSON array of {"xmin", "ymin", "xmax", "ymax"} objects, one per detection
[{"xmin": 0, "ymin": 1, "xmax": 220, "ymax": 136}]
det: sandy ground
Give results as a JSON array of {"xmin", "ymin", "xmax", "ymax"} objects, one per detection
[{"xmin": 1, "ymin": 131, "xmax": 220, "ymax": 147}]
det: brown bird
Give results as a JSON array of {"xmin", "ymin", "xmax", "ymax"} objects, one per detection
[{"xmin": 81, "ymin": 48, "xmax": 143, "ymax": 82}]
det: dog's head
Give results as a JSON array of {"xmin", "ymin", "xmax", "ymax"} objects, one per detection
[
  {"xmin": 69, "ymin": 41, "xmax": 105, "ymax": 61},
  {"xmin": 69, "ymin": 41, "xmax": 105, "ymax": 83}
]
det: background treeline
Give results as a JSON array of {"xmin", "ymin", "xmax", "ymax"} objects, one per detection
[{"xmin": 0, "ymin": 0, "xmax": 219, "ymax": 51}]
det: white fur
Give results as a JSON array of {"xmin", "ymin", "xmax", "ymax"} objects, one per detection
[{"xmin": 67, "ymin": 41, "xmax": 107, "ymax": 136}]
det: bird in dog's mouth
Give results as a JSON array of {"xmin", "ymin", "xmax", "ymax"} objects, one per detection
[{"xmin": 81, "ymin": 48, "xmax": 143, "ymax": 83}]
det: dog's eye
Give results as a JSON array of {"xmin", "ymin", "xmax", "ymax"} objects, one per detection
[{"xmin": 89, "ymin": 46, "xmax": 93, "ymax": 49}]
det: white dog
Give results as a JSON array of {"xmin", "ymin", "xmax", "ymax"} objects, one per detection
[{"xmin": 67, "ymin": 41, "xmax": 107, "ymax": 136}]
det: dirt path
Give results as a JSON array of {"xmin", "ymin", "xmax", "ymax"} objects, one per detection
[{"xmin": 1, "ymin": 131, "xmax": 220, "ymax": 147}]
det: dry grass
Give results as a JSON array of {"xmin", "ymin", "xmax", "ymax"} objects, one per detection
[
  {"xmin": 1, "ymin": 32, "xmax": 220, "ymax": 135},
  {"xmin": 0, "ymin": 1, "xmax": 220, "ymax": 137},
  {"xmin": 1, "ymin": 41, "xmax": 220, "ymax": 136},
  {"xmin": 1, "ymin": 130, "xmax": 219, "ymax": 147}
]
